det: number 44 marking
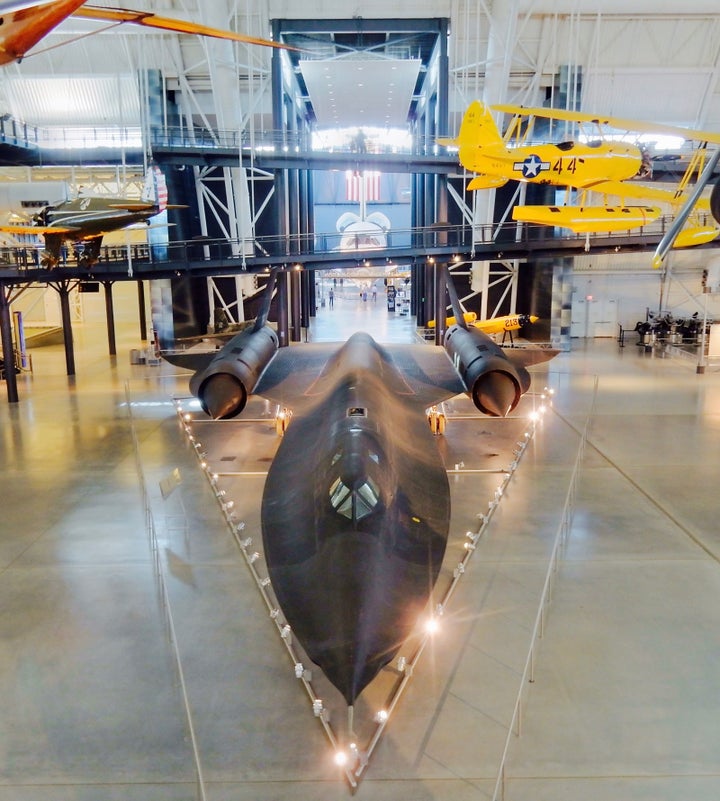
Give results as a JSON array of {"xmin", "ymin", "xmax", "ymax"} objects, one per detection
[{"xmin": 553, "ymin": 157, "xmax": 578, "ymax": 174}]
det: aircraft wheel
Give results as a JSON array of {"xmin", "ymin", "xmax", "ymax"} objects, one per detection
[{"xmin": 437, "ymin": 413, "xmax": 446, "ymax": 435}]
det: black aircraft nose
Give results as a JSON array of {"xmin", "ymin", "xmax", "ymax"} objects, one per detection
[
  {"xmin": 473, "ymin": 370, "xmax": 519, "ymax": 417},
  {"xmin": 201, "ymin": 374, "xmax": 246, "ymax": 419}
]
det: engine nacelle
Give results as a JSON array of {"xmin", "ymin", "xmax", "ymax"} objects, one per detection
[
  {"xmin": 189, "ymin": 326, "xmax": 279, "ymax": 419},
  {"xmin": 444, "ymin": 324, "xmax": 529, "ymax": 417},
  {"xmin": 711, "ymin": 181, "xmax": 720, "ymax": 226}
]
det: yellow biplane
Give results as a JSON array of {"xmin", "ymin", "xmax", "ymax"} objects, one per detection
[
  {"xmin": 0, "ymin": 0, "xmax": 291, "ymax": 66},
  {"xmin": 439, "ymin": 101, "xmax": 720, "ymax": 248}
]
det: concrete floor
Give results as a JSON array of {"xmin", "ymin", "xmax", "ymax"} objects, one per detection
[{"xmin": 1, "ymin": 289, "xmax": 720, "ymax": 800}]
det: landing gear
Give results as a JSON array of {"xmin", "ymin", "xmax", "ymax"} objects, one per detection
[
  {"xmin": 275, "ymin": 407, "xmax": 292, "ymax": 435},
  {"xmin": 40, "ymin": 250, "xmax": 59, "ymax": 269},
  {"xmin": 74, "ymin": 237, "xmax": 102, "ymax": 268},
  {"xmin": 427, "ymin": 405, "xmax": 446, "ymax": 435}
]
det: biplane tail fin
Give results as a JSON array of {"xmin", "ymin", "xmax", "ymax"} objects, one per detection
[
  {"xmin": 438, "ymin": 100, "xmax": 508, "ymax": 155},
  {"xmin": 459, "ymin": 101, "xmax": 506, "ymax": 151}
]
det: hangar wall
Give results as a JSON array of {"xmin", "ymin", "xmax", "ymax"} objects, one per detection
[{"xmin": 573, "ymin": 252, "xmax": 720, "ymax": 332}]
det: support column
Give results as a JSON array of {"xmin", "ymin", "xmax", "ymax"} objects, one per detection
[
  {"xmin": 290, "ymin": 268, "xmax": 302, "ymax": 342},
  {"xmin": 301, "ymin": 269, "xmax": 312, "ymax": 327},
  {"xmin": 423, "ymin": 261, "xmax": 435, "ymax": 333},
  {"xmin": 56, "ymin": 282, "xmax": 76, "ymax": 376},
  {"xmin": 470, "ymin": 0, "xmax": 520, "ymax": 235},
  {"xmin": 272, "ymin": 19, "xmax": 289, "ymax": 260},
  {"xmin": 103, "ymin": 281, "xmax": 116, "ymax": 356},
  {"xmin": 0, "ymin": 283, "xmax": 19, "ymax": 403},
  {"xmin": 434, "ymin": 264, "xmax": 447, "ymax": 345},
  {"xmin": 436, "ymin": 18, "xmax": 450, "ymax": 228},
  {"xmin": 276, "ymin": 270, "xmax": 289, "ymax": 348},
  {"xmin": 137, "ymin": 280, "xmax": 148, "ymax": 341},
  {"xmin": 410, "ymin": 261, "xmax": 422, "ymax": 318}
]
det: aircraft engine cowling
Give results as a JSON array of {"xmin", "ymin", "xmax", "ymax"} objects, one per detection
[
  {"xmin": 710, "ymin": 181, "xmax": 720, "ymax": 226},
  {"xmin": 444, "ymin": 325, "xmax": 529, "ymax": 417},
  {"xmin": 190, "ymin": 326, "xmax": 278, "ymax": 420}
]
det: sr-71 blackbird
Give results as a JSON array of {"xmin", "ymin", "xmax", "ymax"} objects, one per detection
[{"xmin": 161, "ymin": 270, "xmax": 556, "ymax": 705}]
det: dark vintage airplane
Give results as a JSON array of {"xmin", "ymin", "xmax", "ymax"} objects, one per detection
[
  {"xmin": 0, "ymin": 0, "xmax": 292, "ymax": 66},
  {"xmin": 0, "ymin": 165, "xmax": 180, "ymax": 267},
  {"xmin": 160, "ymin": 269, "xmax": 556, "ymax": 705}
]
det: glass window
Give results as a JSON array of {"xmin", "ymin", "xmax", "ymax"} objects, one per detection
[{"xmin": 329, "ymin": 475, "xmax": 379, "ymax": 522}]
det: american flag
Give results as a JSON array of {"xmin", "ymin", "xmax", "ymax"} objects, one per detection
[
  {"xmin": 346, "ymin": 170, "xmax": 381, "ymax": 202},
  {"xmin": 143, "ymin": 166, "xmax": 169, "ymax": 210}
]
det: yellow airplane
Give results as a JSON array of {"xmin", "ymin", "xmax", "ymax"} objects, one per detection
[
  {"xmin": 428, "ymin": 311, "xmax": 539, "ymax": 335},
  {"xmin": 0, "ymin": 0, "xmax": 292, "ymax": 66},
  {"xmin": 439, "ymin": 101, "xmax": 720, "ymax": 246}
]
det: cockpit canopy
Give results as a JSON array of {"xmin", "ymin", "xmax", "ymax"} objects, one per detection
[{"xmin": 329, "ymin": 474, "xmax": 380, "ymax": 523}]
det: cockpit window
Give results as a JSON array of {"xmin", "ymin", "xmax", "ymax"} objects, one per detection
[
  {"xmin": 329, "ymin": 477, "xmax": 353, "ymax": 518},
  {"xmin": 355, "ymin": 479, "xmax": 379, "ymax": 520},
  {"xmin": 329, "ymin": 475, "xmax": 380, "ymax": 522}
]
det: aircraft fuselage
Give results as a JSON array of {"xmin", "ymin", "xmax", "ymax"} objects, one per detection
[
  {"xmin": 37, "ymin": 197, "xmax": 159, "ymax": 237},
  {"xmin": 459, "ymin": 140, "xmax": 644, "ymax": 189},
  {"xmin": 260, "ymin": 333, "xmax": 450, "ymax": 704}
]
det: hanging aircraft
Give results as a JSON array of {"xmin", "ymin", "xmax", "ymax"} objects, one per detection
[
  {"xmin": 439, "ymin": 100, "xmax": 720, "ymax": 247},
  {"xmin": 159, "ymin": 268, "xmax": 557, "ymax": 706},
  {"xmin": 0, "ymin": 0, "xmax": 292, "ymax": 66},
  {"xmin": 0, "ymin": 165, "xmax": 180, "ymax": 267}
]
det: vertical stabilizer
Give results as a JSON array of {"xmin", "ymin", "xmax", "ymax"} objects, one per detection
[
  {"xmin": 456, "ymin": 101, "xmax": 506, "ymax": 152},
  {"xmin": 252, "ymin": 268, "xmax": 279, "ymax": 332},
  {"xmin": 141, "ymin": 165, "xmax": 169, "ymax": 210}
]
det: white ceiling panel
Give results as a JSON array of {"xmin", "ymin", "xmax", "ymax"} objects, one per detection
[{"xmin": 300, "ymin": 58, "xmax": 421, "ymax": 129}]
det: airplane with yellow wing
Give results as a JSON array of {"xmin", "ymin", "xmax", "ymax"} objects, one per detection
[
  {"xmin": 428, "ymin": 311, "xmax": 539, "ymax": 335},
  {"xmin": 0, "ymin": 0, "xmax": 291, "ymax": 66},
  {"xmin": 0, "ymin": 165, "xmax": 181, "ymax": 267},
  {"xmin": 439, "ymin": 101, "xmax": 720, "ymax": 248}
]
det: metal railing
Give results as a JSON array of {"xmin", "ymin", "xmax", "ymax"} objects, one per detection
[
  {"xmin": 0, "ymin": 115, "xmax": 445, "ymax": 157},
  {"xmin": 151, "ymin": 125, "xmax": 449, "ymax": 158},
  {"xmin": 0, "ymin": 216, "xmax": 676, "ymax": 278}
]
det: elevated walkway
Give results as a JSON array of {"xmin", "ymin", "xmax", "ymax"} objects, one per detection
[
  {"xmin": 0, "ymin": 118, "xmax": 696, "ymax": 178},
  {"xmin": 0, "ymin": 220, "xmax": 676, "ymax": 285}
]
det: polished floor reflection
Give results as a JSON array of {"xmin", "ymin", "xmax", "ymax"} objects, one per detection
[{"xmin": 1, "ymin": 295, "xmax": 719, "ymax": 800}]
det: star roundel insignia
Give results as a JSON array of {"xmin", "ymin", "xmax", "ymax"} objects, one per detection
[{"xmin": 514, "ymin": 154, "xmax": 550, "ymax": 179}]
